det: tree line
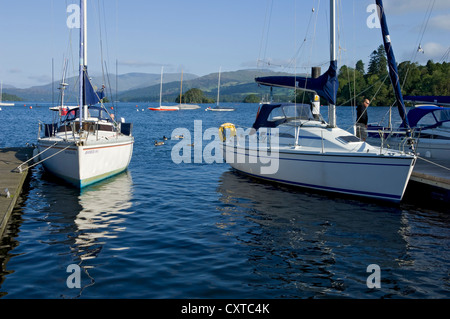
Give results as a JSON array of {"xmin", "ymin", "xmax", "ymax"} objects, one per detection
[
  {"xmin": 336, "ymin": 45, "xmax": 449, "ymax": 106},
  {"xmin": 1, "ymin": 93, "xmax": 22, "ymax": 101}
]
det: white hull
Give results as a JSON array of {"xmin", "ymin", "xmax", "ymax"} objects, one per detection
[
  {"xmin": 38, "ymin": 135, "xmax": 133, "ymax": 188},
  {"xmin": 0, "ymin": 102, "xmax": 14, "ymax": 106},
  {"xmin": 206, "ymin": 108, "xmax": 235, "ymax": 112},
  {"xmin": 414, "ymin": 138, "xmax": 450, "ymax": 159},
  {"xmin": 177, "ymin": 104, "xmax": 200, "ymax": 109},
  {"xmin": 222, "ymin": 130, "xmax": 416, "ymax": 202}
]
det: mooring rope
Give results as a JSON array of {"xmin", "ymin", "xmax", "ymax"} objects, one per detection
[
  {"xmin": 14, "ymin": 142, "xmax": 73, "ymax": 173},
  {"xmin": 417, "ymin": 155, "xmax": 450, "ymax": 171}
]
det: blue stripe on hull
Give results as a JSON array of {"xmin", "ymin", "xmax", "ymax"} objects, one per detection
[{"xmin": 233, "ymin": 168, "xmax": 403, "ymax": 202}]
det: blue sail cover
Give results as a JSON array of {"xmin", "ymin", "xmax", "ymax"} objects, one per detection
[
  {"xmin": 83, "ymin": 70, "xmax": 104, "ymax": 105},
  {"xmin": 255, "ymin": 60, "xmax": 338, "ymax": 105},
  {"xmin": 376, "ymin": 0, "xmax": 409, "ymax": 127}
]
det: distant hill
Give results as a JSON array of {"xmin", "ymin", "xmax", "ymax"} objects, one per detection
[
  {"xmin": 3, "ymin": 72, "xmax": 198, "ymax": 102},
  {"xmin": 118, "ymin": 69, "xmax": 293, "ymax": 102},
  {"xmin": 1, "ymin": 69, "xmax": 294, "ymax": 103}
]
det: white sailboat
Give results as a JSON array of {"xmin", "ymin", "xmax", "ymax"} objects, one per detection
[
  {"xmin": 220, "ymin": 0, "xmax": 416, "ymax": 202},
  {"xmin": 176, "ymin": 70, "xmax": 200, "ymax": 110},
  {"xmin": 36, "ymin": 0, "xmax": 134, "ymax": 188},
  {"xmin": 367, "ymin": 96, "xmax": 450, "ymax": 160},
  {"xmin": 148, "ymin": 67, "xmax": 179, "ymax": 111},
  {"xmin": 206, "ymin": 67, "xmax": 235, "ymax": 112},
  {"xmin": 0, "ymin": 81, "xmax": 14, "ymax": 106}
]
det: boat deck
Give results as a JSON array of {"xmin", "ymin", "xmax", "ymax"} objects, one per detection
[{"xmin": 0, "ymin": 147, "xmax": 33, "ymax": 237}]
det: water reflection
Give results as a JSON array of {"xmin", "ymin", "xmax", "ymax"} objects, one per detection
[
  {"xmin": 75, "ymin": 173, "xmax": 133, "ymax": 260},
  {"xmin": 40, "ymin": 170, "xmax": 134, "ymax": 297},
  {"xmin": 215, "ymin": 170, "xmax": 416, "ymax": 298}
]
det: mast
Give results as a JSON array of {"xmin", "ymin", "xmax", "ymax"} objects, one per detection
[
  {"xmin": 79, "ymin": 0, "xmax": 87, "ymax": 127},
  {"xmin": 179, "ymin": 70, "xmax": 183, "ymax": 104},
  {"xmin": 217, "ymin": 67, "xmax": 221, "ymax": 107},
  {"xmin": 159, "ymin": 66, "xmax": 163, "ymax": 107},
  {"xmin": 328, "ymin": 0, "xmax": 336, "ymax": 128}
]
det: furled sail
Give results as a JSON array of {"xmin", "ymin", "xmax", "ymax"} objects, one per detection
[
  {"xmin": 376, "ymin": 0, "xmax": 409, "ymax": 127},
  {"xmin": 83, "ymin": 70, "xmax": 105, "ymax": 105},
  {"xmin": 255, "ymin": 60, "xmax": 338, "ymax": 105}
]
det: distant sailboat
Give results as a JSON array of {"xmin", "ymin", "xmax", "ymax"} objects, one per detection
[
  {"xmin": 206, "ymin": 67, "xmax": 235, "ymax": 112},
  {"xmin": 176, "ymin": 70, "xmax": 200, "ymax": 110},
  {"xmin": 148, "ymin": 67, "xmax": 179, "ymax": 111},
  {"xmin": 0, "ymin": 81, "xmax": 14, "ymax": 106}
]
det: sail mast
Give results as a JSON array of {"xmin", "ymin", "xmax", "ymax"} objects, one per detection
[
  {"xmin": 179, "ymin": 69, "xmax": 183, "ymax": 104},
  {"xmin": 375, "ymin": 0, "xmax": 409, "ymax": 127},
  {"xmin": 328, "ymin": 0, "xmax": 336, "ymax": 128},
  {"xmin": 159, "ymin": 66, "xmax": 163, "ymax": 107},
  {"xmin": 79, "ymin": 0, "xmax": 87, "ymax": 127},
  {"xmin": 217, "ymin": 67, "xmax": 221, "ymax": 107}
]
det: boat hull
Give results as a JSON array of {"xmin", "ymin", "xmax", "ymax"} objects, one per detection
[
  {"xmin": 37, "ymin": 137, "xmax": 134, "ymax": 188},
  {"xmin": 206, "ymin": 108, "xmax": 235, "ymax": 112},
  {"xmin": 148, "ymin": 106, "xmax": 179, "ymax": 111},
  {"xmin": 223, "ymin": 143, "xmax": 416, "ymax": 202}
]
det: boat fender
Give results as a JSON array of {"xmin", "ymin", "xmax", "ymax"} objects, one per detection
[
  {"xmin": 219, "ymin": 123, "xmax": 236, "ymax": 142},
  {"xmin": 32, "ymin": 147, "xmax": 40, "ymax": 163}
]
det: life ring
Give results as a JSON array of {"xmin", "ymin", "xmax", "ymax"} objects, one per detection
[{"xmin": 219, "ymin": 123, "xmax": 236, "ymax": 142}]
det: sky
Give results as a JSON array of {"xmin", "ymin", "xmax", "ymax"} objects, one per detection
[{"xmin": 0, "ymin": 0, "xmax": 449, "ymax": 88}]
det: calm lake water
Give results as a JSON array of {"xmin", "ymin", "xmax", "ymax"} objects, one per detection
[{"xmin": 0, "ymin": 102, "xmax": 448, "ymax": 299}]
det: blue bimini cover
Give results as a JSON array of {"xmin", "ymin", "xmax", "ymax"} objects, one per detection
[{"xmin": 401, "ymin": 105, "xmax": 450, "ymax": 128}]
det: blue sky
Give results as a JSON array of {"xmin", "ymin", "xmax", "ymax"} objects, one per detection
[{"xmin": 0, "ymin": 0, "xmax": 449, "ymax": 88}]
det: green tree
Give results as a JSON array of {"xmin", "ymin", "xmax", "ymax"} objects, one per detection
[
  {"xmin": 367, "ymin": 44, "xmax": 387, "ymax": 78},
  {"xmin": 1, "ymin": 93, "xmax": 22, "ymax": 101},
  {"xmin": 176, "ymin": 88, "xmax": 214, "ymax": 103},
  {"xmin": 355, "ymin": 60, "xmax": 365, "ymax": 74},
  {"xmin": 243, "ymin": 94, "xmax": 261, "ymax": 103}
]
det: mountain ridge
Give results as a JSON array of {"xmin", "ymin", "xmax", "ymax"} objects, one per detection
[{"xmin": 1, "ymin": 69, "xmax": 292, "ymax": 103}]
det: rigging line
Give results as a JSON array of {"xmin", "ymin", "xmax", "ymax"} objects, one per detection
[
  {"xmin": 101, "ymin": 0, "xmax": 113, "ymax": 81},
  {"xmin": 258, "ymin": 0, "xmax": 273, "ymax": 68},
  {"xmin": 338, "ymin": 73, "xmax": 388, "ymax": 107},
  {"xmin": 402, "ymin": 0, "xmax": 435, "ymax": 87},
  {"xmin": 285, "ymin": 1, "xmax": 317, "ymax": 72},
  {"xmin": 439, "ymin": 46, "xmax": 450, "ymax": 63},
  {"xmin": 417, "ymin": 156, "xmax": 450, "ymax": 171},
  {"xmin": 344, "ymin": 73, "xmax": 389, "ymax": 132},
  {"xmin": 93, "ymin": 0, "xmax": 106, "ymax": 85}
]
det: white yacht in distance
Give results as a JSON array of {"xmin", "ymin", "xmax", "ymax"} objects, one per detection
[
  {"xmin": 148, "ymin": 67, "xmax": 179, "ymax": 111},
  {"xmin": 36, "ymin": 0, "xmax": 134, "ymax": 188},
  {"xmin": 220, "ymin": 0, "xmax": 416, "ymax": 202},
  {"xmin": 0, "ymin": 81, "xmax": 14, "ymax": 106},
  {"xmin": 206, "ymin": 67, "xmax": 235, "ymax": 112}
]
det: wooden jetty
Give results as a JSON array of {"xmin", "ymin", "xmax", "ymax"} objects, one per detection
[
  {"xmin": 406, "ymin": 157, "xmax": 450, "ymax": 204},
  {"xmin": 0, "ymin": 147, "xmax": 33, "ymax": 237}
]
